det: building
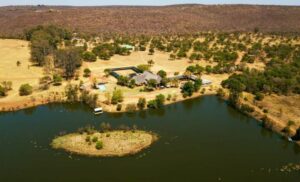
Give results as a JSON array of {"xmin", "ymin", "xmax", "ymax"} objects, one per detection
[
  {"xmin": 132, "ymin": 71, "xmax": 162, "ymax": 85},
  {"xmin": 120, "ymin": 44, "xmax": 135, "ymax": 51}
]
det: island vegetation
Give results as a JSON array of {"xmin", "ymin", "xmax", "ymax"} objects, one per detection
[{"xmin": 51, "ymin": 124, "xmax": 157, "ymax": 157}]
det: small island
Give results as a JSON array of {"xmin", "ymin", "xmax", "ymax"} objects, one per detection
[{"xmin": 51, "ymin": 130, "xmax": 158, "ymax": 157}]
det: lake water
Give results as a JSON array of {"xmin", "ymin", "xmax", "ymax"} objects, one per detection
[{"xmin": 0, "ymin": 96, "xmax": 299, "ymax": 182}]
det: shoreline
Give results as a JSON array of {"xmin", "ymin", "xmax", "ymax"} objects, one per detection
[
  {"xmin": 1, "ymin": 89, "xmax": 299, "ymax": 146},
  {"xmin": 0, "ymin": 88, "xmax": 217, "ymax": 113}
]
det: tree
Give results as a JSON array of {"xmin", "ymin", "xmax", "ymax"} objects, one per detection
[
  {"xmin": 30, "ymin": 30, "xmax": 53, "ymax": 66},
  {"xmin": 155, "ymin": 94, "xmax": 165, "ymax": 108},
  {"xmin": 111, "ymin": 89, "xmax": 124, "ymax": 105},
  {"xmin": 82, "ymin": 51, "xmax": 97, "ymax": 62},
  {"xmin": 147, "ymin": 79, "xmax": 158, "ymax": 89},
  {"xmin": 53, "ymin": 74, "xmax": 62, "ymax": 86},
  {"xmin": 117, "ymin": 76, "xmax": 129, "ymax": 86},
  {"xmin": 65, "ymin": 84, "xmax": 79, "ymax": 102},
  {"xmin": 157, "ymin": 70, "xmax": 167, "ymax": 78},
  {"xmin": 147, "ymin": 100, "xmax": 157, "ymax": 109},
  {"xmin": 27, "ymin": 25, "xmax": 71, "ymax": 66},
  {"xmin": 181, "ymin": 81, "xmax": 195, "ymax": 97},
  {"xmin": 83, "ymin": 68, "xmax": 91, "ymax": 77},
  {"xmin": 19, "ymin": 84, "xmax": 33, "ymax": 96},
  {"xmin": 137, "ymin": 97, "xmax": 146, "ymax": 110},
  {"xmin": 104, "ymin": 69, "xmax": 111, "ymax": 77},
  {"xmin": 0, "ymin": 85, "xmax": 6, "ymax": 96},
  {"xmin": 149, "ymin": 48, "xmax": 154, "ymax": 55},
  {"xmin": 194, "ymin": 79, "xmax": 202, "ymax": 92},
  {"xmin": 39, "ymin": 76, "xmax": 51, "ymax": 90},
  {"xmin": 137, "ymin": 64, "xmax": 150, "ymax": 72},
  {"xmin": 54, "ymin": 48, "xmax": 82, "ymax": 79},
  {"xmin": 95, "ymin": 141, "xmax": 103, "ymax": 150},
  {"xmin": 169, "ymin": 54, "xmax": 176, "ymax": 60},
  {"xmin": 148, "ymin": 59, "xmax": 155, "ymax": 66},
  {"xmin": 128, "ymin": 79, "xmax": 136, "ymax": 88}
]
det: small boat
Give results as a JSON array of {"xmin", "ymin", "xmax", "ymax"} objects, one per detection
[
  {"xmin": 288, "ymin": 137, "xmax": 293, "ymax": 142},
  {"xmin": 94, "ymin": 107, "xmax": 103, "ymax": 115}
]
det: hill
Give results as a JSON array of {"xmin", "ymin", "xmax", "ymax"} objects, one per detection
[{"xmin": 1, "ymin": 4, "xmax": 300, "ymax": 36}]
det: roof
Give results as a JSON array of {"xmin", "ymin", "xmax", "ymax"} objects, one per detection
[
  {"xmin": 120, "ymin": 44, "xmax": 135, "ymax": 49},
  {"xmin": 94, "ymin": 107, "xmax": 103, "ymax": 112},
  {"xmin": 202, "ymin": 78, "xmax": 212, "ymax": 85},
  {"xmin": 132, "ymin": 71, "xmax": 162, "ymax": 85}
]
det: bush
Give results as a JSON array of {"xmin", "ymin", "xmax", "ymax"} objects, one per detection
[
  {"xmin": 83, "ymin": 68, "xmax": 91, "ymax": 77},
  {"xmin": 53, "ymin": 74, "xmax": 62, "ymax": 86},
  {"xmin": 126, "ymin": 104, "xmax": 137, "ymax": 113},
  {"xmin": 82, "ymin": 51, "xmax": 97, "ymax": 62},
  {"xmin": 147, "ymin": 100, "xmax": 157, "ymax": 109},
  {"xmin": 155, "ymin": 94, "xmax": 165, "ymax": 108},
  {"xmin": 116, "ymin": 104, "xmax": 122, "ymax": 111},
  {"xmin": 85, "ymin": 136, "xmax": 91, "ymax": 142},
  {"xmin": 167, "ymin": 94, "xmax": 172, "ymax": 101},
  {"xmin": 137, "ymin": 97, "xmax": 146, "ymax": 110},
  {"xmin": 181, "ymin": 81, "xmax": 194, "ymax": 97},
  {"xmin": 92, "ymin": 136, "xmax": 98, "ymax": 143},
  {"xmin": 95, "ymin": 141, "xmax": 103, "ymax": 150},
  {"xmin": 0, "ymin": 85, "xmax": 5, "ymax": 96},
  {"xmin": 157, "ymin": 70, "xmax": 167, "ymax": 78},
  {"xmin": 137, "ymin": 64, "xmax": 151, "ymax": 72},
  {"xmin": 240, "ymin": 104, "xmax": 255, "ymax": 113},
  {"xmin": 19, "ymin": 84, "xmax": 33, "ymax": 96},
  {"xmin": 255, "ymin": 92, "xmax": 264, "ymax": 101},
  {"xmin": 0, "ymin": 81, "xmax": 13, "ymax": 96},
  {"xmin": 111, "ymin": 89, "xmax": 123, "ymax": 104}
]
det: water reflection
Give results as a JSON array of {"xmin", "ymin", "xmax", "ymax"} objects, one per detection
[{"xmin": 23, "ymin": 107, "xmax": 37, "ymax": 115}]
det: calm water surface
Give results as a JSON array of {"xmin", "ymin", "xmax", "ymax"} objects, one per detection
[{"xmin": 0, "ymin": 96, "xmax": 299, "ymax": 182}]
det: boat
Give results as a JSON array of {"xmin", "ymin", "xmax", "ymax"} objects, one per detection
[{"xmin": 94, "ymin": 107, "xmax": 103, "ymax": 115}]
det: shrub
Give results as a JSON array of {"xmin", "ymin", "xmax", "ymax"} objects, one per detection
[
  {"xmin": 116, "ymin": 104, "xmax": 122, "ymax": 111},
  {"xmin": 147, "ymin": 100, "xmax": 157, "ymax": 109},
  {"xmin": 137, "ymin": 64, "xmax": 150, "ymax": 72},
  {"xmin": 85, "ymin": 136, "xmax": 91, "ymax": 142},
  {"xmin": 217, "ymin": 88, "xmax": 225, "ymax": 97},
  {"xmin": 181, "ymin": 81, "xmax": 195, "ymax": 97},
  {"xmin": 126, "ymin": 104, "xmax": 137, "ymax": 113},
  {"xmin": 137, "ymin": 97, "xmax": 146, "ymax": 110},
  {"xmin": 82, "ymin": 51, "xmax": 97, "ymax": 62},
  {"xmin": 0, "ymin": 85, "xmax": 5, "ymax": 96},
  {"xmin": 95, "ymin": 141, "xmax": 103, "ymax": 150},
  {"xmin": 255, "ymin": 92, "xmax": 264, "ymax": 101},
  {"xmin": 194, "ymin": 79, "xmax": 202, "ymax": 92},
  {"xmin": 111, "ymin": 89, "xmax": 123, "ymax": 104},
  {"xmin": 83, "ymin": 68, "xmax": 91, "ymax": 77},
  {"xmin": 263, "ymin": 109, "xmax": 268, "ymax": 113},
  {"xmin": 167, "ymin": 94, "xmax": 172, "ymax": 101},
  {"xmin": 0, "ymin": 81, "xmax": 13, "ymax": 96},
  {"xmin": 53, "ymin": 74, "xmax": 62, "ymax": 86},
  {"xmin": 92, "ymin": 136, "xmax": 98, "ymax": 143},
  {"xmin": 155, "ymin": 94, "xmax": 165, "ymax": 108},
  {"xmin": 19, "ymin": 84, "xmax": 33, "ymax": 96},
  {"xmin": 240, "ymin": 104, "xmax": 255, "ymax": 113},
  {"xmin": 157, "ymin": 70, "xmax": 167, "ymax": 78}
]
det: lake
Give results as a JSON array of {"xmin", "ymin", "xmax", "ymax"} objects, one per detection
[{"xmin": 0, "ymin": 96, "xmax": 299, "ymax": 182}]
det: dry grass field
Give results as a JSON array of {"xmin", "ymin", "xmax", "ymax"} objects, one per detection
[{"xmin": 0, "ymin": 39, "xmax": 68, "ymax": 109}]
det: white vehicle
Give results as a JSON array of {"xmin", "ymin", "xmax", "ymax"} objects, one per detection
[{"xmin": 94, "ymin": 107, "xmax": 103, "ymax": 115}]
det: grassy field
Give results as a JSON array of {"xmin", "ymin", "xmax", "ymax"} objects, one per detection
[
  {"xmin": 52, "ymin": 130, "xmax": 157, "ymax": 157},
  {"xmin": 0, "ymin": 39, "xmax": 72, "ymax": 110}
]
